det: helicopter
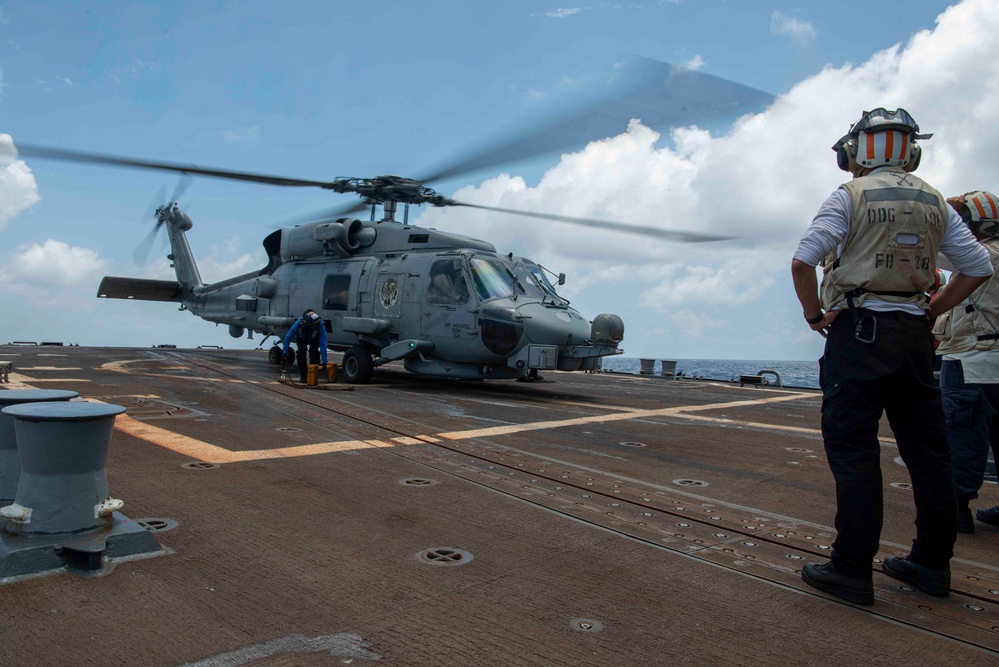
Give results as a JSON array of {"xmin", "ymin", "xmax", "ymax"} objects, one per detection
[{"xmin": 10, "ymin": 59, "xmax": 772, "ymax": 384}]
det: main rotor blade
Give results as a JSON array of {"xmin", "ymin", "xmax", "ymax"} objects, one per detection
[
  {"xmin": 417, "ymin": 56, "xmax": 775, "ymax": 185},
  {"xmin": 452, "ymin": 201, "xmax": 735, "ymax": 243},
  {"xmin": 277, "ymin": 200, "xmax": 370, "ymax": 229},
  {"xmin": 13, "ymin": 144, "xmax": 335, "ymax": 188}
]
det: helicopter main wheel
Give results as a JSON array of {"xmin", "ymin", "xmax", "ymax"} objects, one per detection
[
  {"xmin": 268, "ymin": 345, "xmax": 284, "ymax": 365},
  {"xmin": 342, "ymin": 346, "xmax": 374, "ymax": 384}
]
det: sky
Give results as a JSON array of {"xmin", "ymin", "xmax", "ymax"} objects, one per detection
[{"xmin": 2, "ymin": 0, "xmax": 998, "ymax": 360}]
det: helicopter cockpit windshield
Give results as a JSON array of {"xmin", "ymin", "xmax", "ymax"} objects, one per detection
[
  {"xmin": 508, "ymin": 261, "xmax": 567, "ymax": 306},
  {"xmin": 523, "ymin": 266, "xmax": 564, "ymax": 303},
  {"xmin": 469, "ymin": 257, "xmax": 518, "ymax": 301}
]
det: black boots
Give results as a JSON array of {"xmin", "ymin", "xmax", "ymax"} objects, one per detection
[
  {"xmin": 801, "ymin": 562, "xmax": 874, "ymax": 605},
  {"xmin": 883, "ymin": 556, "xmax": 951, "ymax": 597}
]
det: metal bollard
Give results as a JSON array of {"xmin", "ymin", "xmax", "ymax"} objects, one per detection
[
  {"xmin": 0, "ymin": 401, "xmax": 164, "ymax": 581},
  {"xmin": 0, "ymin": 389, "xmax": 79, "ymax": 504},
  {"xmin": 1, "ymin": 402, "xmax": 125, "ymax": 535}
]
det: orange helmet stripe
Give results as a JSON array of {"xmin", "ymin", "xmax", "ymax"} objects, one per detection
[
  {"xmin": 972, "ymin": 196, "xmax": 988, "ymax": 220},
  {"xmin": 900, "ymin": 134, "xmax": 909, "ymax": 161},
  {"xmin": 983, "ymin": 192, "xmax": 999, "ymax": 219},
  {"xmin": 866, "ymin": 133, "xmax": 876, "ymax": 161},
  {"xmin": 883, "ymin": 131, "xmax": 894, "ymax": 160}
]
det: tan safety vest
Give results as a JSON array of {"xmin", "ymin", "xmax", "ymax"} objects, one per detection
[
  {"xmin": 934, "ymin": 238, "xmax": 999, "ymax": 354},
  {"xmin": 820, "ymin": 168, "xmax": 948, "ymax": 312}
]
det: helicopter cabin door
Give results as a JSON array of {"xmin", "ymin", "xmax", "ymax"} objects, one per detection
[
  {"xmin": 319, "ymin": 264, "xmax": 362, "ymax": 347},
  {"xmin": 421, "ymin": 258, "xmax": 476, "ymax": 346}
]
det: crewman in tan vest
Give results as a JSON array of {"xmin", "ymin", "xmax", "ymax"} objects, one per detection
[
  {"xmin": 791, "ymin": 108, "xmax": 992, "ymax": 605},
  {"xmin": 933, "ymin": 191, "xmax": 999, "ymax": 533}
]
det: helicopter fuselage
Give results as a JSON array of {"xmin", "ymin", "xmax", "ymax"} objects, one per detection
[{"xmin": 98, "ymin": 210, "xmax": 625, "ymax": 383}]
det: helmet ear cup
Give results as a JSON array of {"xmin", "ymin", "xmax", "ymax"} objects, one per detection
[
  {"xmin": 906, "ymin": 144, "xmax": 922, "ymax": 172},
  {"xmin": 835, "ymin": 141, "xmax": 856, "ymax": 172},
  {"xmin": 836, "ymin": 144, "xmax": 849, "ymax": 171}
]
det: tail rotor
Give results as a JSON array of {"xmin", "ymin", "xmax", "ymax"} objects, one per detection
[{"xmin": 133, "ymin": 175, "xmax": 192, "ymax": 267}]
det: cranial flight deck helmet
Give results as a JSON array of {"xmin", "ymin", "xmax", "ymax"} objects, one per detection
[
  {"xmin": 832, "ymin": 108, "xmax": 933, "ymax": 174},
  {"xmin": 303, "ymin": 309, "xmax": 322, "ymax": 326},
  {"xmin": 949, "ymin": 191, "xmax": 999, "ymax": 238}
]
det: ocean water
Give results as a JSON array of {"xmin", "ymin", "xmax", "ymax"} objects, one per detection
[{"xmin": 600, "ymin": 356, "xmax": 820, "ymax": 389}]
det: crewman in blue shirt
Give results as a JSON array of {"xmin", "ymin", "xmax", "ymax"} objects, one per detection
[{"xmin": 282, "ymin": 309, "xmax": 328, "ymax": 383}]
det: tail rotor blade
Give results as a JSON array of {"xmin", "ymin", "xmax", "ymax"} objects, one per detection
[
  {"xmin": 170, "ymin": 173, "xmax": 193, "ymax": 205},
  {"xmin": 142, "ymin": 184, "xmax": 168, "ymax": 223},
  {"xmin": 133, "ymin": 224, "xmax": 162, "ymax": 267}
]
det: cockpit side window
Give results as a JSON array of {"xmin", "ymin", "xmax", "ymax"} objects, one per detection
[
  {"xmin": 427, "ymin": 259, "xmax": 470, "ymax": 305},
  {"xmin": 323, "ymin": 274, "xmax": 351, "ymax": 311}
]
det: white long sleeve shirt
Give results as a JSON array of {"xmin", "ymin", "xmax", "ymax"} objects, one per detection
[{"xmin": 794, "ymin": 177, "xmax": 993, "ymax": 315}]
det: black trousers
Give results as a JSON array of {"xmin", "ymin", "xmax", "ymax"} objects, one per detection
[
  {"xmin": 820, "ymin": 310, "xmax": 956, "ymax": 576},
  {"xmin": 295, "ymin": 341, "xmax": 321, "ymax": 380}
]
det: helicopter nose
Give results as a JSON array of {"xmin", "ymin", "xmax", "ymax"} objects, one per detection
[
  {"xmin": 515, "ymin": 303, "xmax": 591, "ymax": 345},
  {"xmin": 479, "ymin": 305, "xmax": 526, "ymax": 356}
]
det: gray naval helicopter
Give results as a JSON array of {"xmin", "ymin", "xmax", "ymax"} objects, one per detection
[{"xmin": 14, "ymin": 59, "xmax": 770, "ymax": 384}]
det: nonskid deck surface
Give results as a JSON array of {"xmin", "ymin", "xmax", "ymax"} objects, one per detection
[{"xmin": 1, "ymin": 346, "xmax": 997, "ymax": 666}]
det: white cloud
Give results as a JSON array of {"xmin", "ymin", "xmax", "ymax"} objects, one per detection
[
  {"xmin": 221, "ymin": 125, "xmax": 261, "ymax": 144},
  {"xmin": 770, "ymin": 10, "xmax": 817, "ymax": 46},
  {"xmin": 417, "ymin": 0, "xmax": 999, "ymax": 358},
  {"xmin": 0, "ymin": 8, "xmax": 8, "ymax": 24},
  {"xmin": 0, "ymin": 135, "xmax": 41, "ymax": 230},
  {"xmin": 8, "ymin": 239, "xmax": 107, "ymax": 286},
  {"xmin": 535, "ymin": 8, "xmax": 586, "ymax": 18},
  {"xmin": 680, "ymin": 54, "xmax": 705, "ymax": 71},
  {"xmin": 667, "ymin": 309, "xmax": 728, "ymax": 338},
  {"xmin": 143, "ymin": 235, "xmax": 259, "ymax": 284}
]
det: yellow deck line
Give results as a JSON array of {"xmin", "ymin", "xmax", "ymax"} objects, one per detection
[
  {"xmin": 435, "ymin": 393, "xmax": 815, "ymax": 440},
  {"xmin": 104, "ymin": 392, "xmax": 820, "ymax": 464},
  {"xmin": 12, "ymin": 361, "xmax": 826, "ymax": 464},
  {"xmin": 18, "ymin": 366, "xmax": 81, "ymax": 371}
]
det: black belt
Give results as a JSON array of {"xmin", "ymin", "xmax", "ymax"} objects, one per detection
[{"xmin": 855, "ymin": 308, "xmax": 927, "ymax": 321}]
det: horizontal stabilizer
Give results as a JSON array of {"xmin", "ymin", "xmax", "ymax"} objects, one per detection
[{"xmin": 97, "ymin": 277, "xmax": 182, "ymax": 302}]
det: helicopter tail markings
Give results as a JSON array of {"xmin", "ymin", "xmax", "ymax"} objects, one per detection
[{"xmin": 96, "ymin": 277, "xmax": 182, "ymax": 302}]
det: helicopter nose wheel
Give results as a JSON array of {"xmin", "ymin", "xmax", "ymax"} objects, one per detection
[
  {"xmin": 268, "ymin": 345, "xmax": 284, "ymax": 365},
  {"xmin": 342, "ymin": 346, "xmax": 374, "ymax": 384}
]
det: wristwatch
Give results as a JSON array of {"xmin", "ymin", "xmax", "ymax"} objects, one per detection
[{"xmin": 805, "ymin": 312, "xmax": 824, "ymax": 325}]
